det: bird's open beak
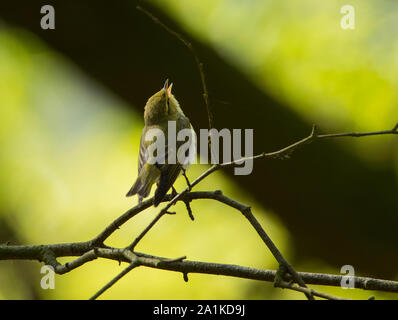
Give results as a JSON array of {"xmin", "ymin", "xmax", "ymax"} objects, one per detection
[{"xmin": 163, "ymin": 79, "xmax": 173, "ymax": 98}]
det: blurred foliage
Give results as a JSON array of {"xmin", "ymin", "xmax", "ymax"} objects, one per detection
[{"xmin": 1, "ymin": 0, "xmax": 398, "ymax": 299}]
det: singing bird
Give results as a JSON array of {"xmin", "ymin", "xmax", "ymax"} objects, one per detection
[{"xmin": 126, "ymin": 80, "xmax": 196, "ymax": 206}]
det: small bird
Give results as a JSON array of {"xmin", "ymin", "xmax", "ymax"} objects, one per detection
[{"xmin": 126, "ymin": 79, "xmax": 196, "ymax": 206}]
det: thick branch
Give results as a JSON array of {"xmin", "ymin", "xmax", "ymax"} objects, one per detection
[{"xmin": 3, "ymin": 243, "xmax": 397, "ymax": 297}]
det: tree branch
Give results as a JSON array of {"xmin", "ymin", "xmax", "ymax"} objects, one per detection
[
  {"xmin": 276, "ymin": 280, "xmax": 350, "ymax": 300},
  {"xmin": 3, "ymin": 242, "xmax": 398, "ymax": 299},
  {"xmin": 1, "ymin": 113, "xmax": 396, "ymax": 300}
]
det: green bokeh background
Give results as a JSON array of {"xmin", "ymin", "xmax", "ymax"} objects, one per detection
[{"xmin": 0, "ymin": 0, "xmax": 397, "ymax": 299}]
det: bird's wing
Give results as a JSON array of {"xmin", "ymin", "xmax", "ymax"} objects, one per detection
[
  {"xmin": 126, "ymin": 127, "xmax": 160, "ymax": 199},
  {"xmin": 131, "ymin": 118, "xmax": 195, "ymax": 205},
  {"xmin": 153, "ymin": 117, "xmax": 195, "ymax": 206},
  {"xmin": 138, "ymin": 127, "xmax": 148, "ymax": 174}
]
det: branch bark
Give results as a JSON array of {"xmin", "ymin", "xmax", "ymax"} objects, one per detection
[{"xmin": 2, "ymin": 241, "xmax": 398, "ymax": 296}]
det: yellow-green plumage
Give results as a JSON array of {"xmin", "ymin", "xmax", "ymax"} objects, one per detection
[{"xmin": 126, "ymin": 80, "xmax": 195, "ymax": 206}]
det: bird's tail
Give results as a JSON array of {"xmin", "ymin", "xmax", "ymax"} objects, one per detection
[
  {"xmin": 126, "ymin": 164, "xmax": 159, "ymax": 202},
  {"xmin": 153, "ymin": 164, "xmax": 182, "ymax": 207}
]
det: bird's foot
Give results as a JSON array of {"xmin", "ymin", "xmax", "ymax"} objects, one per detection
[{"xmin": 182, "ymin": 168, "xmax": 192, "ymax": 191}]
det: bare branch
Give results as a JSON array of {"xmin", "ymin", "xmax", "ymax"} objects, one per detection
[
  {"xmin": 2, "ymin": 240, "xmax": 398, "ymax": 297},
  {"xmin": 277, "ymin": 280, "xmax": 350, "ymax": 300},
  {"xmin": 136, "ymin": 5, "xmax": 214, "ymax": 131},
  {"xmin": 90, "ymin": 259, "xmax": 140, "ymax": 300},
  {"xmin": 91, "ymin": 197, "xmax": 157, "ymax": 245},
  {"xmin": 220, "ymin": 122, "xmax": 398, "ymax": 167}
]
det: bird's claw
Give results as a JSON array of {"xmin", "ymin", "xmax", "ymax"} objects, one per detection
[{"xmin": 182, "ymin": 168, "xmax": 192, "ymax": 191}]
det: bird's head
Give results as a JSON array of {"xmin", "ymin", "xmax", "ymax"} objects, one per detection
[{"xmin": 144, "ymin": 79, "xmax": 182, "ymax": 125}]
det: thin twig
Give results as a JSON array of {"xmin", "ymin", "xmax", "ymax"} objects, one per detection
[
  {"xmin": 90, "ymin": 259, "xmax": 140, "ymax": 300},
  {"xmin": 91, "ymin": 197, "xmax": 158, "ymax": 246},
  {"xmin": 136, "ymin": 5, "xmax": 214, "ymax": 131},
  {"xmin": 277, "ymin": 280, "xmax": 350, "ymax": 300},
  {"xmin": 181, "ymin": 168, "xmax": 192, "ymax": 191},
  {"xmin": 183, "ymin": 199, "xmax": 195, "ymax": 221},
  {"xmin": 219, "ymin": 123, "xmax": 398, "ymax": 167}
]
